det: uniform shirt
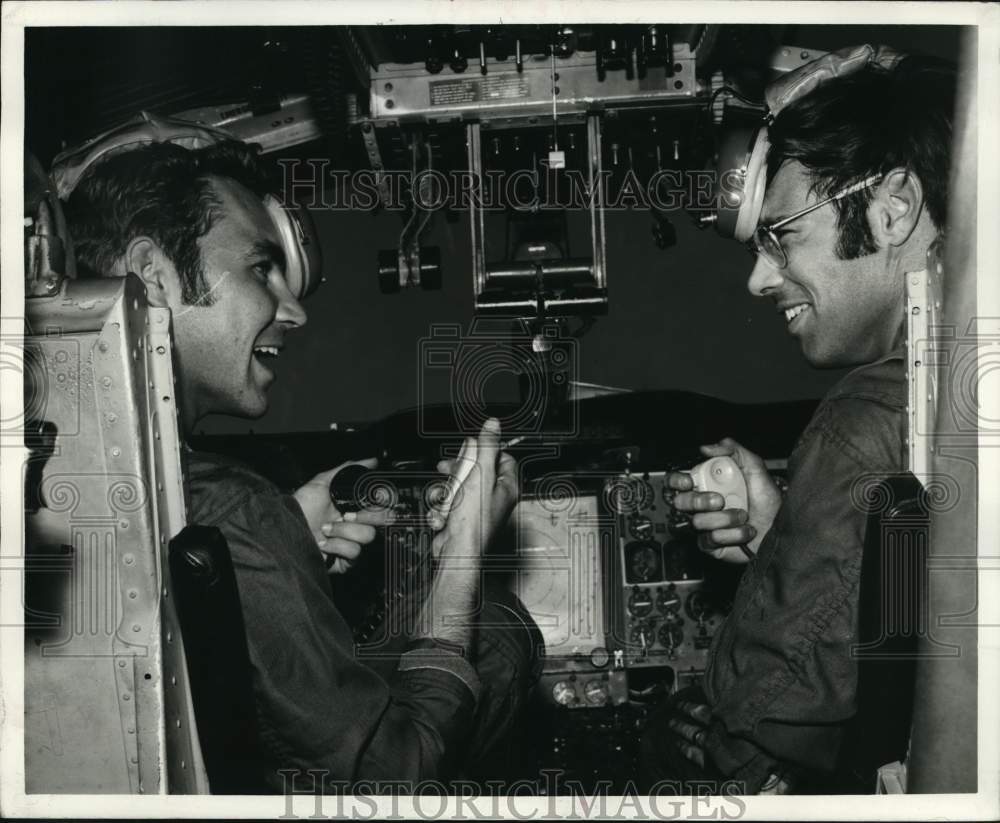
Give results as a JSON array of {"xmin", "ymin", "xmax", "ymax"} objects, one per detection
[
  {"xmin": 184, "ymin": 451, "xmax": 480, "ymax": 789},
  {"xmin": 703, "ymin": 350, "xmax": 907, "ymax": 786}
]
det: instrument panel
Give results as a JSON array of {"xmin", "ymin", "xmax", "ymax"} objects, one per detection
[
  {"xmin": 509, "ymin": 467, "xmax": 736, "ymax": 711},
  {"xmin": 609, "ymin": 471, "xmax": 729, "ymax": 677}
]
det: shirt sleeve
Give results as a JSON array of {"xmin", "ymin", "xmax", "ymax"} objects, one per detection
[
  {"xmin": 198, "ymin": 481, "xmax": 481, "ymax": 786},
  {"xmin": 703, "ymin": 392, "xmax": 904, "ymax": 776}
]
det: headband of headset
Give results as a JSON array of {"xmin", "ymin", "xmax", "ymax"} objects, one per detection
[
  {"xmin": 717, "ymin": 43, "xmax": 904, "ymax": 243},
  {"xmin": 50, "ymin": 111, "xmax": 323, "ymax": 300}
]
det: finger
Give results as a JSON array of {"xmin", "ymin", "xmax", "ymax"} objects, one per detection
[
  {"xmin": 679, "ymin": 742, "xmax": 705, "ymax": 768},
  {"xmin": 668, "ymin": 717, "xmax": 704, "ymax": 744},
  {"xmin": 699, "ymin": 440, "xmax": 738, "ymax": 458},
  {"xmin": 493, "ymin": 451, "xmax": 520, "ymax": 519},
  {"xmin": 353, "ymin": 507, "xmax": 395, "ymax": 527},
  {"xmin": 428, "ymin": 437, "xmax": 475, "ymax": 528},
  {"xmin": 666, "ymin": 472, "xmax": 695, "ymax": 491},
  {"xmin": 495, "ymin": 451, "xmax": 518, "ymax": 494},
  {"xmin": 703, "ymin": 438, "xmax": 767, "ymax": 474},
  {"xmin": 475, "ymin": 418, "xmax": 502, "ymax": 481},
  {"xmin": 678, "ymin": 701, "xmax": 713, "ymax": 724},
  {"xmin": 320, "ymin": 515, "xmax": 345, "ymax": 535},
  {"xmin": 436, "ymin": 458, "xmax": 456, "ymax": 476},
  {"xmin": 453, "ymin": 437, "xmax": 477, "ymax": 482},
  {"xmin": 437, "ymin": 438, "xmax": 476, "ymax": 519},
  {"xmin": 690, "ymin": 508, "xmax": 748, "ymax": 532},
  {"xmin": 321, "ymin": 522, "xmax": 376, "ymax": 545},
  {"xmin": 318, "ymin": 537, "xmax": 363, "ymax": 561},
  {"xmin": 672, "ymin": 490, "xmax": 725, "ymax": 513},
  {"xmin": 698, "ymin": 525, "xmax": 756, "ymax": 550}
]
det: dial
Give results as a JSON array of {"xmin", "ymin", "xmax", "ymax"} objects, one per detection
[
  {"xmin": 626, "ymin": 541, "xmax": 662, "ymax": 583},
  {"xmin": 584, "ymin": 679, "xmax": 608, "ymax": 706},
  {"xmin": 639, "ymin": 479, "xmax": 655, "ymax": 510},
  {"xmin": 630, "ymin": 621, "xmax": 655, "ymax": 648},
  {"xmin": 667, "ymin": 510, "xmax": 692, "ymax": 536},
  {"xmin": 685, "ymin": 589, "xmax": 713, "ymax": 621},
  {"xmin": 629, "ymin": 515, "xmax": 654, "ymax": 540},
  {"xmin": 658, "ymin": 620, "xmax": 684, "ymax": 650},
  {"xmin": 627, "ymin": 586, "xmax": 654, "ymax": 618},
  {"xmin": 552, "ymin": 680, "xmax": 576, "ymax": 706},
  {"xmin": 657, "ymin": 583, "xmax": 681, "ymax": 614}
]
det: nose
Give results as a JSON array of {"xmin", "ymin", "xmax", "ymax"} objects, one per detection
[
  {"xmin": 272, "ymin": 276, "xmax": 308, "ymax": 328},
  {"xmin": 747, "ymin": 254, "xmax": 785, "ymax": 298}
]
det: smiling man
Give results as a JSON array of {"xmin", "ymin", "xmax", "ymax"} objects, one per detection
[
  {"xmin": 61, "ymin": 138, "xmax": 541, "ymax": 791},
  {"xmin": 641, "ymin": 53, "xmax": 957, "ymax": 793}
]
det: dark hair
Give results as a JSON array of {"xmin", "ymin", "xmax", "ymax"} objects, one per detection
[
  {"xmin": 65, "ymin": 139, "xmax": 277, "ymax": 305},
  {"xmin": 767, "ymin": 55, "xmax": 957, "ymax": 259}
]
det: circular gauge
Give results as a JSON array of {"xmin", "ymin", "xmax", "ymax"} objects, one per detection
[
  {"xmin": 667, "ymin": 510, "xmax": 692, "ymax": 536},
  {"xmin": 584, "ymin": 680, "xmax": 608, "ymax": 706},
  {"xmin": 627, "ymin": 587, "xmax": 654, "ymax": 617},
  {"xmin": 605, "ymin": 476, "xmax": 655, "ymax": 514},
  {"xmin": 661, "ymin": 481, "xmax": 676, "ymax": 506},
  {"xmin": 630, "ymin": 621, "xmax": 655, "ymax": 644},
  {"xmin": 590, "ymin": 647, "xmax": 611, "ymax": 668},
  {"xmin": 657, "ymin": 584, "xmax": 680, "ymax": 614},
  {"xmin": 658, "ymin": 621, "xmax": 684, "ymax": 650},
  {"xmin": 685, "ymin": 589, "xmax": 713, "ymax": 621},
  {"xmin": 639, "ymin": 479, "xmax": 655, "ymax": 510},
  {"xmin": 626, "ymin": 541, "xmax": 662, "ymax": 583},
  {"xmin": 629, "ymin": 515, "xmax": 654, "ymax": 540},
  {"xmin": 552, "ymin": 680, "xmax": 576, "ymax": 706}
]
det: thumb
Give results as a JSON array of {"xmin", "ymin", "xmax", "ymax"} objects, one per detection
[
  {"xmin": 476, "ymin": 418, "xmax": 501, "ymax": 479},
  {"xmin": 717, "ymin": 438, "xmax": 767, "ymax": 474},
  {"xmin": 700, "ymin": 440, "xmax": 737, "ymax": 458}
]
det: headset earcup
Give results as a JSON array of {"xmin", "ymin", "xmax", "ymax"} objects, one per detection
[
  {"xmin": 733, "ymin": 127, "xmax": 770, "ymax": 243},
  {"xmin": 264, "ymin": 196, "xmax": 323, "ymax": 300}
]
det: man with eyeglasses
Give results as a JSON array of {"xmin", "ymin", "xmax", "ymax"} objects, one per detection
[{"xmin": 640, "ymin": 53, "xmax": 957, "ymax": 793}]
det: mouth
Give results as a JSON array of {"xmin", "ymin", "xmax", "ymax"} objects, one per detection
[
  {"xmin": 251, "ymin": 344, "xmax": 282, "ymax": 376},
  {"xmin": 780, "ymin": 303, "xmax": 811, "ymax": 331}
]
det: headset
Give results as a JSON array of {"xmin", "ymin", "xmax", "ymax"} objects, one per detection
[
  {"xmin": 50, "ymin": 111, "xmax": 323, "ymax": 300},
  {"xmin": 712, "ymin": 44, "xmax": 903, "ymax": 243}
]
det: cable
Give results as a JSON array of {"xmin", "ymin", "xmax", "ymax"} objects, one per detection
[
  {"xmin": 709, "ymin": 85, "xmax": 765, "ymax": 109},
  {"xmin": 550, "ymin": 49, "xmax": 560, "ymax": 152}
]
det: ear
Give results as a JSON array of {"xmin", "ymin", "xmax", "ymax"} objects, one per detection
[
  {"xmin": 869, "ymin": 168, "xmax": 925, "ymax": 249},
  {"xmin": 123, "ymin": 237, "xmax": 182, "ymax": 309}
]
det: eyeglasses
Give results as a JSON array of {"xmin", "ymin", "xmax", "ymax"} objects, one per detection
[{"xmin": 746, "ymin": 174, "xmax": 883, "ymax": 269}]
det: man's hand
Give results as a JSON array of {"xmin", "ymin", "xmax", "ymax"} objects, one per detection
[
  {"xmin": 427, "ymin": 419, "xmax": 519, "ymax": 557},
  {"xmin": 666, "ymin": 699, "xmax": 713, "ymax": 768},
  {"xmin": 668, "ymin": 438, "xmax": 782, "ymax": 562},
  {"xmin": 416, "ymin": 419, "xmax": 519, "ymax": 647},
  {"xmin": 292, "ymin": 458, "xmax": 393, "ymax": 574}
]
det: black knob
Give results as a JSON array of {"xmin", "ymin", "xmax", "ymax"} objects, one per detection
[{"xmin": 329, "ymin": 464, "xmax": 373, "ymax": 514}]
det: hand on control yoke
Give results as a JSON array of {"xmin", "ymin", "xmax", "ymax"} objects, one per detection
[
  {"xmin": 294, "ymin": 458, "xmax": 394, "ymax": 574},
  {"xmin": 667, "ymin": 438, "xmax": 782, "ymax": 563}
]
